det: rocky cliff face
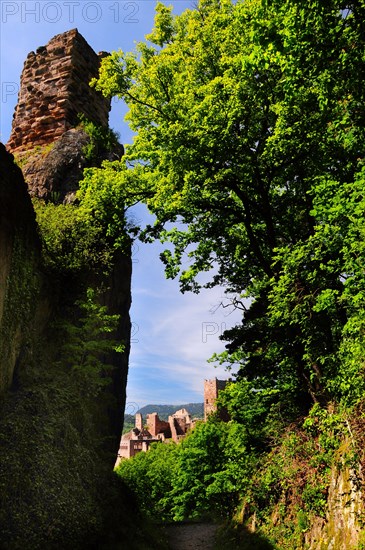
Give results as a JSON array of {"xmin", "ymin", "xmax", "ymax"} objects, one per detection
[
  {"xmin": 0, "ymin": 144, "xmax": 44, "ymax": 394},
  {"xmin": 0, "ymin": 30, "xmax": 133, "ymax": 549},
  {"xmin": 304, "ymin": 446, "xmax": 363, "ymax": 549},
  {"xmin": 19, "ymin": 127, "xmax": 123, "ymax": 202},
  {"xmin": 21, "ymin": 128, "xmax": 92, "ymax": 201}
]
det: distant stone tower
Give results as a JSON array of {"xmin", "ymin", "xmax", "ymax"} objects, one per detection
[
  {"xmin": 135, "ymin": 413, "xmax": 143, "ymax": 431},
  {"xmin": 7, "ymin": 28, "xmax": 110, "ymax": 154},
  {"xmin": 204, "ymin": 378, "xmax": 230, "ymax": 421}
]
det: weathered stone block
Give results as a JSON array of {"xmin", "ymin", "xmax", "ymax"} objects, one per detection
[{"xmin": 7, "ymin": 29, "xmax": 111, "ymax": 154}]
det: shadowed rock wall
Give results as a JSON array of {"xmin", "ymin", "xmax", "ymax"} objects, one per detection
[
  {"xmin": 0, "ymin": 30, "xmax": 134, "ymax": 548},
  {"xmin": 0, "ymin": 143, "xmax": 44, "ymax": 395}
]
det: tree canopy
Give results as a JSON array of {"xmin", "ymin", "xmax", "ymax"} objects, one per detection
[{"xmin": 82, "ymin": 0, "xmax": 365, "ymax": 411}]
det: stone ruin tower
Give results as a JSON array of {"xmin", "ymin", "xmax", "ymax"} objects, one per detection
[
  {"xmin": 7, "ymin": 28, "xmax": 110, "ymax": 154},
  {"xmin": 5, "ymin": 29, "xmax": 123, "ymax": 202},
  {"xmin": 204, "ymin": 378, "xmax": 230, "ymax": 421}
]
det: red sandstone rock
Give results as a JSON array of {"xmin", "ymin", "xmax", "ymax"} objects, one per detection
[
  {"xmin": 19, "ymin": 128, "xmax": 123, "ymax": 203},
  {"xmin": 7, "ymin": 29, "xmax": 111, "ymax": 154}
]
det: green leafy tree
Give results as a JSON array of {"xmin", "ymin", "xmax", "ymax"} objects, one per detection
[
  {"xmin": 33, "ymin": 200, "xmax": 114, "ymax": 274},
  {"xmin": 116, "ymin": 419, "xmax": 252, "ymax": 521},
  {"xmin": 116, "ymin": 441, "xmax": 178, "ymax": 521},
  {"xmin": 55, "ymin": 288, "xmax": 124, "ymax": 396},
  {"xmin": 77, "ymin": 114, "xmax": 120, "ymax": 163},
  {"xmin": 82, "ymin": 0, "xmax": 365, "ymax": 410},
  {"xmin": 170, "ymin": 419, "xmax": 252, "ymax": 520}
]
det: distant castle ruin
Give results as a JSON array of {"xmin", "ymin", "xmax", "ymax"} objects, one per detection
[
  {"xmin": 7, "ymin": 28, "xmax": 110, "ymax": 154},
  {"xmin": 116, "ymin": 378, "xmax": 231, "ymax": 465},
  {"xmin": 116, "ymin": 408, "xmax": 194, "ymax": 464}
]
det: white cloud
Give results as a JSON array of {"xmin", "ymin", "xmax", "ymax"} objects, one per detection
[{"xmin": 127, "ymin": 263, "xmax": 241, "ymax": 407}]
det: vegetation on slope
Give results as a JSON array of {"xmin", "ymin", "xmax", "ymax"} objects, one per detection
[
  {"xmin": 84, "ymin": 0, "xmax": 365, "ymax": 546},
  {"xmin": 116, "ymin": 393, "xmax": 365, "ymax": 548}
]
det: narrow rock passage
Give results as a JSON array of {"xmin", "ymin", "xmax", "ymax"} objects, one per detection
[{"xmin": 165, "ymin": 523, "xmax": 218, "ymax": 550}]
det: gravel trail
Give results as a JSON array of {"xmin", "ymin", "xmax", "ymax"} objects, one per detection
[{"xmin": 165, "ymin": 522, "xmax": 218, "ymax": 550}]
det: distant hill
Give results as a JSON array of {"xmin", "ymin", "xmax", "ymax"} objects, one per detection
[
  {"xmin": 137, "ymin": 403, "xmax": 204, "ymax": 421},
  {"xmin": 122, "ymin": 414, "xmax": 135, "ymax": 434}
]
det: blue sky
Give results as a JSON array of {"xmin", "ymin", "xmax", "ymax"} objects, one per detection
[{"xmin": 0, "ymin": 1, "xmax": 241, "ymax": 410}]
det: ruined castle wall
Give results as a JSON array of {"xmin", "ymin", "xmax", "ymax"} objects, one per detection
[
  {"xmin": 146, "ymin": 413, "xmax": 170, "ymax": 438},
  {"xmin": 169, "ymin": 417, "xmax": 188, "ymax": 442},
  {"xmin": 135, "ymin": 413, "xmax": 143, "ymax": 431},
  {"xmin": 169, "ymin": 417, "xmax": 178, "ymax": 442},
  {"xmin": 7, "ymin": 28, "xmax": 110, "ymax": 153}
]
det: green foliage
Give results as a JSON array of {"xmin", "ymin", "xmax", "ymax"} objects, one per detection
[
  {"xmin": 87, "ymin": 0, "xmax": 365, "ymax": 411},
  {"xmin": 84, "ymin": 4, "xmax": 365, "ymax": 541},
  {"xmin": 92, "ymin": 3, "xmax": 365, "ymax": 548},
  {"xmin": 77, "ymin": 161, "xmax": 133, "ymax": 251},
  {"xmin": 145, "ymin": 2, "xmax": 175, "ymax": 47},
  {"xmin": 116, "ymin": 396, "xmax": 365, "ymax": 546},
  {"xmin": 55, "ymin": 288, "xmax": 124, "ymax": 396},
  {"xmin": 216, "ymin": 378, "xmax": 293, "ymax": 450},
  {"xmin": 117, "ymin": 441, "xmax": 179, "ymax": 521},
  {"xmin": 231, "ymin": 401, "xmax": 365, "ymax": 548},
  {"xmin": 32, "ymin": 118, "xmax": 130, "ymax": 278},
  {"xmin": 116, "ymin": 418, "xmax": 255, "ymax": 522},
  {"xmin": 14, "ymin": 142, "xmax": 55, "ymax": 169},
  {"xmin": 173, "ymin": 419, "xmax": 254, "ymax": 521},
  {"xmin": 33, "ymin": 171, "xmax": 131, "ymax": 276},
  {"xmin": 78, "ymin": 113, "xmax": 120, "ymax": 162},
  {"xmin": 33, "ymin": 199, "xmax": 114, "ymax": 274}
]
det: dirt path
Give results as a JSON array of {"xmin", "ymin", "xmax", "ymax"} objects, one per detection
[{"xmin": 165, "ymin": 522, "xmax": 218, "ymax": 550}]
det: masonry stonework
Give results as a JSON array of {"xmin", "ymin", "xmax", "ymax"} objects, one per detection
[
  {"xmin": 146, "ymin": 412, "xmax": 170, "ymax": 438},
  {"xmin": 116, "ymin": 379, "xmax": 231, "ymax": 464},
  {"xmin": 168, "ymin": 408, "xmax": 192, "ymax": 442},
  {"xmin": 135, "ymin": 413, "xmax": 143, "ymax": 431},
  {"xmin": 7, "ymin": 29, "xmax": 110, "ymax": 154},
  {"xmin": 204, "ymin": 378, "xmax": 230, "ymax": 421},
  {"xmin": 115, "ymin": 408, "xmax": 194, "ymax": 465}
]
